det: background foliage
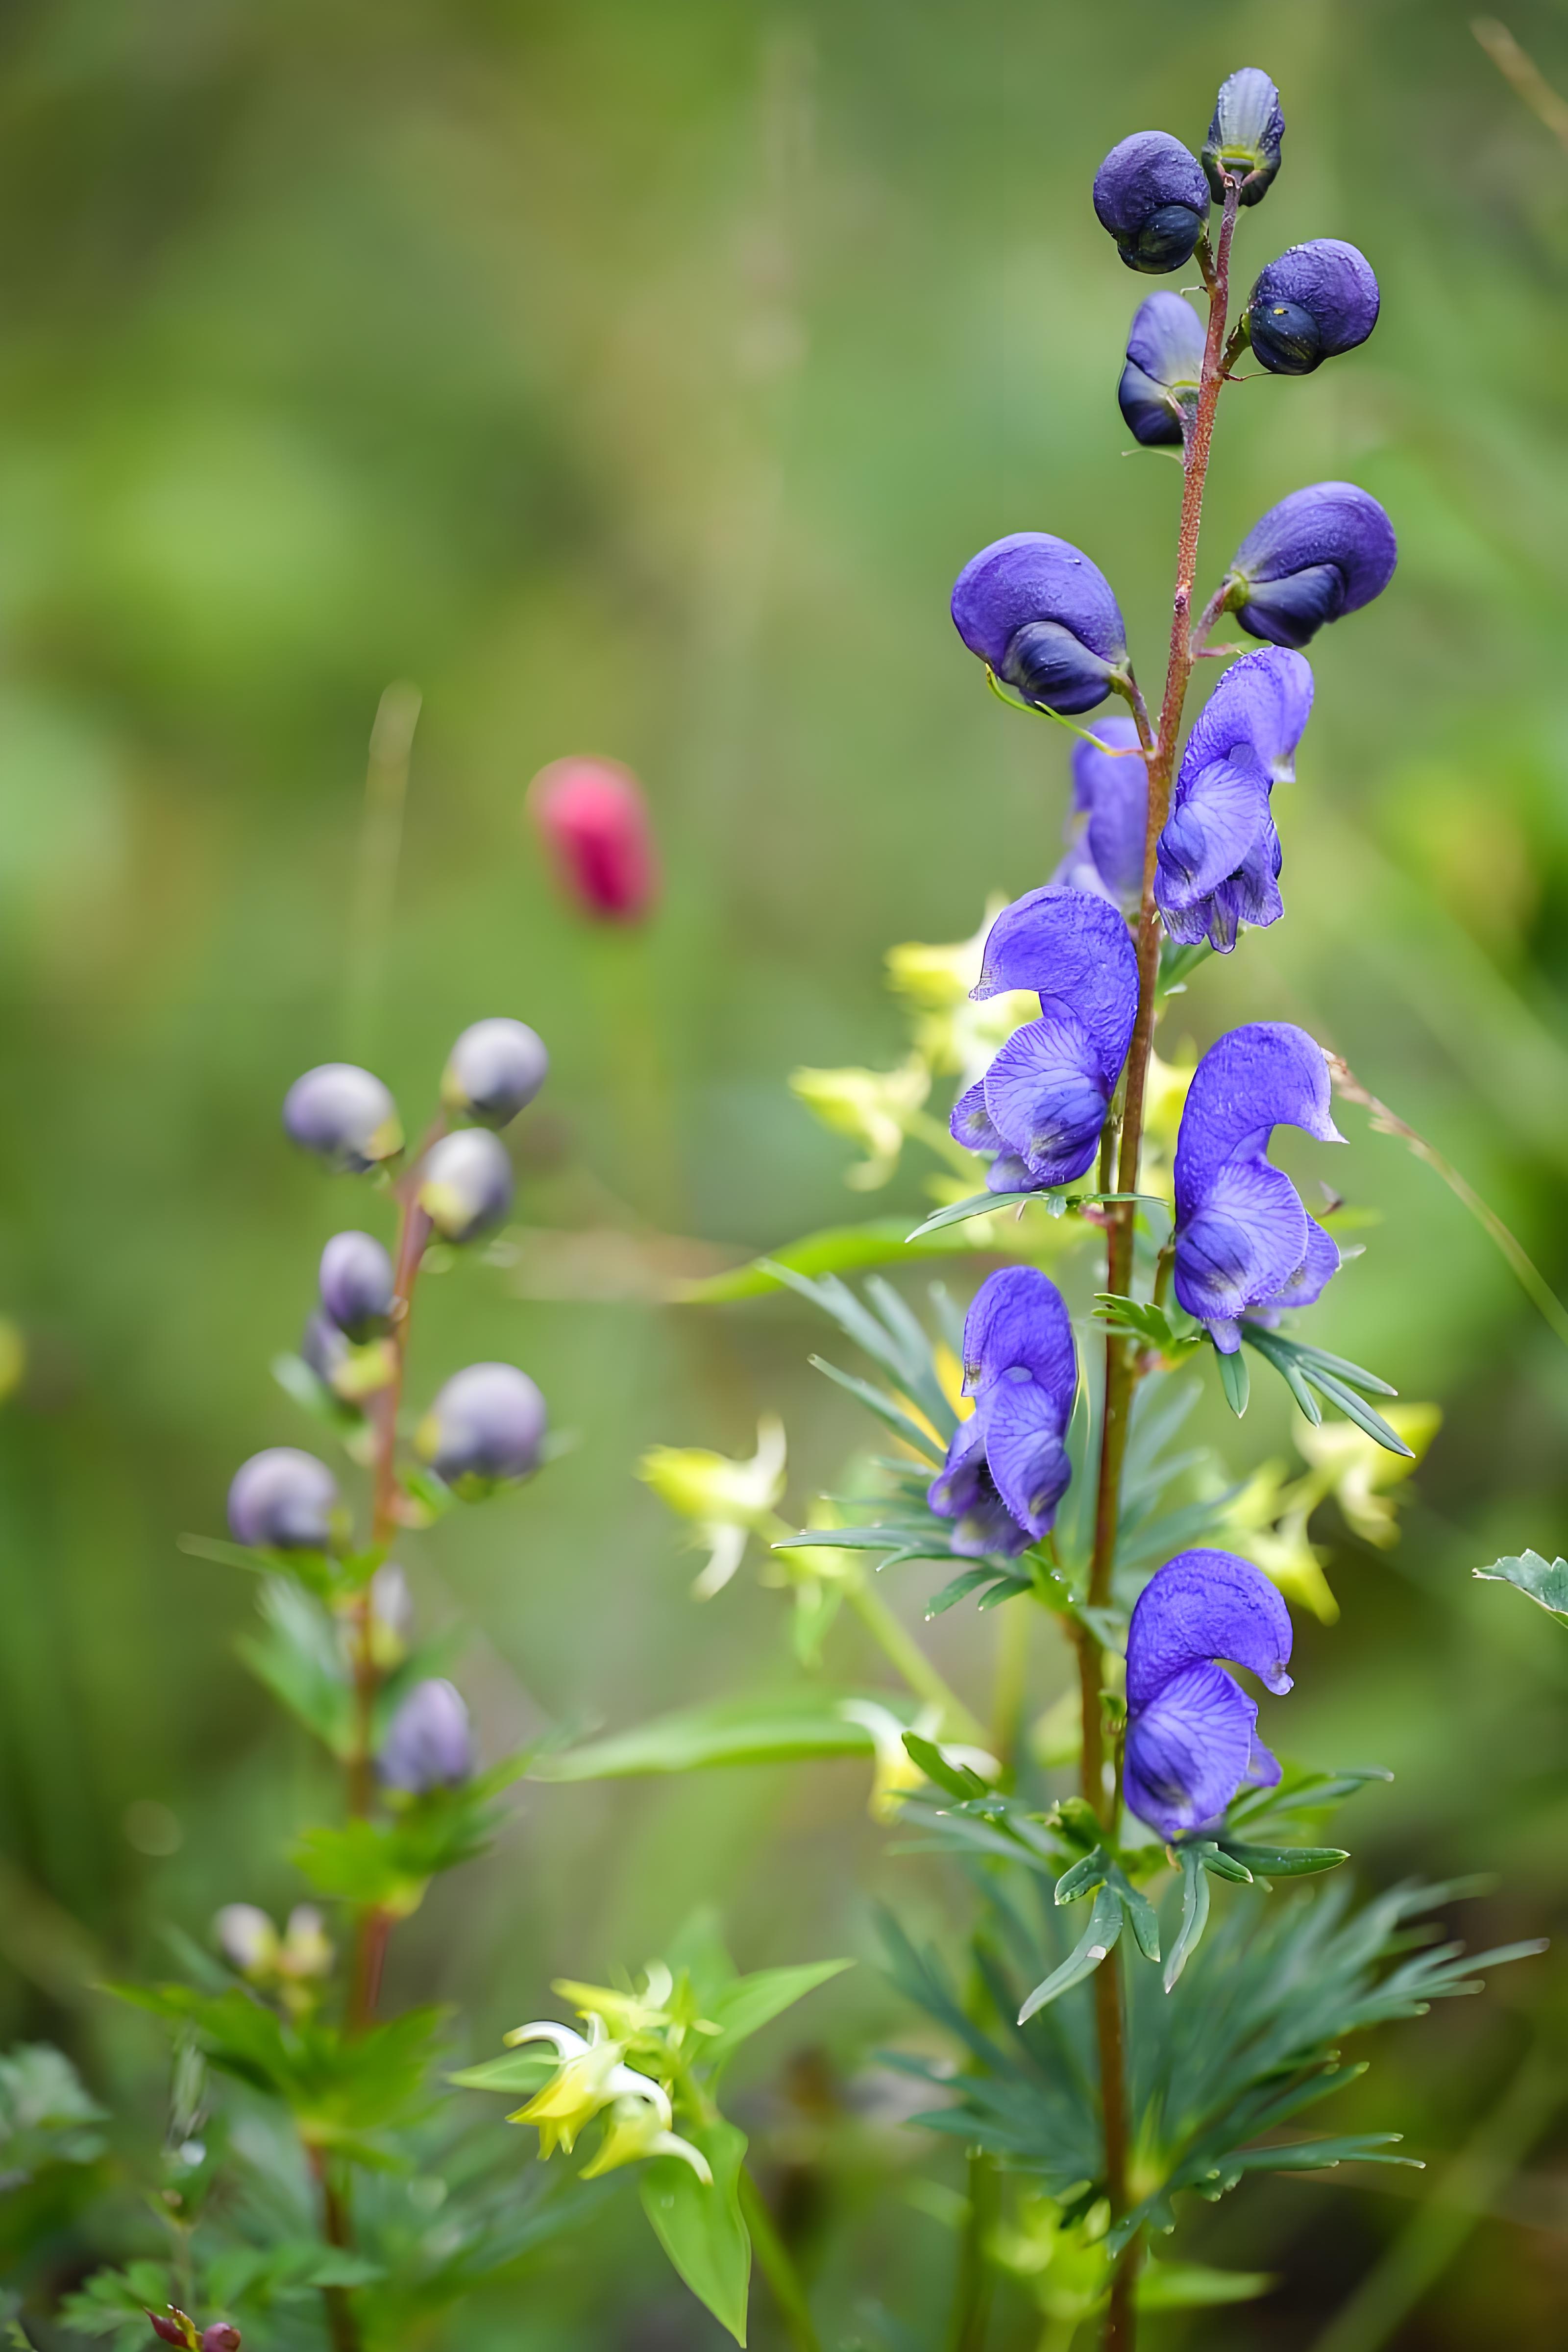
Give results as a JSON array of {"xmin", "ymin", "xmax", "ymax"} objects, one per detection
[{"xmin": 2, "ymin": 0, "xmax": 1568, "ymax": 2341}]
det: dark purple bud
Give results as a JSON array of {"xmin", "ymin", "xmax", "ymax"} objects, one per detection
[
  {"xmin": 227, "ymin": 1448, "xmax": 338, "ymax": 1550},
  {"xmin": 377, "ymin": 1677, "xmax": 475, "ymax": 1794},
  {"xmin": 441, "ymin": 1018, "xmax": 550, "ymax": 1129},
  {"xmin": 202, "ymin": 2326, "xmax": 243, "ymax": 2350},
  {"xmin": 417, "ymin": 1129, "xmax": 514, "ymax": 1242},
  {"xmin": 417, "ymin": 1361, "xmax": 547, "ymax": 1489},
  {"xmin": 318, "ymin": 1230, "xmax": 395, "ymax": 1339},
  {"xmin": 283, "ymin": 1065, "xmax": 402, "ymax": 1174},
  {"xmin": 1093, "ymin": 131, "xmax": 1209, "ymax": 275},
  {"xmin": 951, "ymin": 533, "xmax": 1129, "ymax": 718},
  {"xmin": 1223, "ymin": 482, "xmax": 1397, "ymax": 649},
  {"xmin": 1245, "ymin": 240, "xmax": 1379, "ymax": 376},
  {"xmin": 1202, "ymin": 67, "xmax": 1284, "ymax": 205},
  {"xmin": 1118, "ymin": 293, "xmax": 1206, "ymax": 448}
]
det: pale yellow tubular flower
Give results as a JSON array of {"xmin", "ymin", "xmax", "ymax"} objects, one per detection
[
  {"xmin": 579, "ymin": 2096, "xmax": 712, "ymax": 2183},
  {"xmin": 502, "ymin": 2018, "xmax": 671, "ymax": 2158},
  {"xmin": 1293, "ymin": 1404, "xmax": 1442, "ymax": 1547},
  {"xmin": 637, "ymin": 1417, "xmax": 788, "ymax": 1598},
  {"xmin": 551, "ymin": 1963, "xmax": 675, "ymax": 2039},
  {"xmin": 839, "ymin": 1700, "xmax": 999, "ymax": 1821},
  {"xmin": 788, "ymin": 1057, "xmax": 931, "ymax": 1189},
  {"xmin": 1219, "ymin": 1462, "xmax": 1341, "ymax": 1624}
]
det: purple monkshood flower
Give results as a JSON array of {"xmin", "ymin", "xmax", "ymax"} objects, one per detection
[
  {"xmin": 1119, "ymin": 293, "xmax": 1206, "ymax": 448},
  {"xmin": 928, "ymin": 1268, "xmax": 1078, "ymax": 1557},
  {"xmin": 441, "ymin": 1017, "xmax": 550, "ymax": 1128},
  {"xmin": 1173, "ymin": 1022, "xmax": 1344, "ymax": 1352},
  {"xmin": 1124, "ymin": 1548, "xmax": 1294, "ymax": 1841},
  {"xmin": 1246, "ymin": 239, "xmax": 1380, "ymax": 376},
  {"xmin": 1222, "ymin": 483, "xmax": 1397, "ymax": 650},
  {"xmin": 1093, "ymin": 131, "xmax": 1210, "ymax": 275},
  {"xmin": 319, "ymin": 1230, "xmax": 395, "ymax": 1340},
  {"xmin": 283, "ymin": 1064, "xmax": 402, "ymax": 1173},
  {"xmin": 1154, "ymin": 646, "xmax": 1313, "ymax": 952},
  {"xmin": 1052, "ymin": 717, "xmax": 1148, "ymax": 909},
  {"xmin": 377, "ymin": 1677, "xmax": 476, "ymax": 1795},
  {"xmin": 1202, "ymin": 67, "xmax": 1284, "ymax": 206},
  {"xmin": 953, "ymin": 887, "xmax": 1139, "ymax": 1191},
  {"xmin": 228, "ymin": 1447, "xmax": 338, "ymax": 1550},
  {"xmin": 951, "ymin": 533, "xmax": 1129, "ymax": 718},
  {"xmin": 418, "ymin": 1361, "xmax": 548, "ymax": 1489}
]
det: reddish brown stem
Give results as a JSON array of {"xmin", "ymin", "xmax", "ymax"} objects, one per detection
[{"xmin": 309, "ymin": 2148, "xmax": 363, "ymax": 2352}]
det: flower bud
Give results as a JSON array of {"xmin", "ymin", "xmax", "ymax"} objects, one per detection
[
  {"xmin": 1118, "ymin": 293, "xmax": 1206, "ymax": 447},
  {"xmin": 441, "ymin": 1018, "xmax": 549, "ymax": 1129},
  {"xmin": 377, "ymin": 1676, "xmax": 475, "ymax": 1794},
  {"xmin": 300, "ymin": 1311, "xmax": 350, "ymax": 1391},
  {"xmin": 226, "ymin": 1447, "xmax": 338, "ymax": 1550},
  {"xmin": 202, "ymin": 2329, "xmax": 243, "ymax": 2352},
  {"xmin": 1222, "ymin": 482, "xmax": 1397, "ymax": 649},
  {"xmin": 146, "ymin": 2316, "xmax": 196, "ymax": 2350},
  {"xmin": 214, "ymin": 1902, "xmax": 278, "ymax": 1975},
  {"xmin": 417, "ymin": 1128, "xmax": 514, "ymax": 1242},
  {"xmin": 318, "ymin": 1230, "xmax": 395, "ymax": 1339},
  {"xmin": 1245, "ymin": 240, "xmax": 1379, "ymax": 376},
  {"xmin": 1093, "ymin": 131, "xmax": 1209, "ymax": 275},
  {"xmin": 951, "ymin": 533, "xmax": 1129, "ymax": 717},
  {"xmin": 283, "ymin": 1064, "xmax": 402, "ymax": 1173},
  {"xmin": 528, "ymin": 756, "xmax": 659, "ymax": 923},
  {"xmin": 279, "ymin": 1904, "xmax": 332, "ymax": 1981},
  {"xmin": 416, "ymin": 1361, "xmax": 547, "ymax": 1490},
  {"xmin": 1202, "ymin": 67, "xmax": 1284, "ymax": 205},
  {"xmin": 368, "ymin": 1562, "xmax": 415, "ymax": 1664}
]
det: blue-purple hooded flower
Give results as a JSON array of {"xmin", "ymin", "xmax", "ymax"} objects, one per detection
[
  {"xmin": 1093, "ymin": 131, "xmax": 1210, "ymax": 275},
  {"xmin": 1124, "ymin": 1548, "xmax": 1294, "ymax": 1840},
  {"xmin": 928, "ymin": 1268, "xmax": 1078, "ymax": 1556},
  {"xmin": 1052, "ymin": 717, "xmax": 1148, "ymax": 908},
  {"xmin": 1173, "ymin": 1022, "xmax": 1344, "ymax": 1352},
  {"xmin": 1223, "ymin": 483, "xmax": 1397, "ymax": 650},
  {"xmin": 1118, "ymin": 293, "xmax": 1206, "ymax": 448},
  {"xmin": 1202, "ymin": 68, "xmax": 1285, "ymax": 206},
  {"xmin": 952, "ymin": 888, "xmax": 1139, "ymax": 1190},
  {"xmin": 1155, "ymin": 647, "xmax": 1313, "ymax": 951},
  {"xmin": 1246, "ymin": 240, "xmax": 1379, "ymax": 376},
  {"xmin": 952, "ymin": 533, "xmax": 1130, "ymax": 717}
]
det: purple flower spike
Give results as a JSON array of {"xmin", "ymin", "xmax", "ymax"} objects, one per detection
[
  {"xmin": 1223, "ymin": 483, "xmax": 1397, "ymax": 650},
  {"xmin": 417, "ymin": 1361, "xmax": 548, "ymax": 1490},
  {"xmin": 1247, "ymin": 240, "xmax": 1379, "ymax": 377},
  {"xmin": 952, "ymin": 533, "xmax": 1129, "ymax": 718},
  {"xmin": 377, "ymin": 1677, "xmax": 475, "ymax": 1795},
  {"xmin": 1202, "ymin": 68, "xmax": 1285, "ymax": 206},
  {"xmin": 1173, "ymin": 1022, "xmax": 1344, "ymax": 1351},
  {"xmin": 928, "ymin": 1269, "xmax": 1078, "ymax": 1557},
  {"xmin": 1053, "ymin": 716, "xmax": 1148, "ymax": 908},
  {"xmin": 1124, "ymin": 1547, "xmax": 1294, "ymax": 1841},
  {"xmin": 1093, "ymin": 131, "xmax": 1210, "ymax": 275},
  {"xmin": 227, "ymin": 1447, "xmax": 338, "ymax": 1550},
  {"xmin": 319, "ymin": 1230, "xmax": 395, "ymax": 1340},
  {"xmin": 954, "ymin": 888, "xmax": 1139, "ymax": 1191},
  {"xmin": 1155, "ymin": 647, "xmax": 1313, "ymax": 952},
  {"xmin": 283, "ymin": 1064, "xmax": 403, "ymax": 1173},
  {"xmin": 1119, "ymin": 293, "xmax": 1206, "ymax": 448}
]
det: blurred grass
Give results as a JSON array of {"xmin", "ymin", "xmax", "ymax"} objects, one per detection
[{"xmin": 3, "ymin": 0, "xmax": 1568, "ymax": 2341}]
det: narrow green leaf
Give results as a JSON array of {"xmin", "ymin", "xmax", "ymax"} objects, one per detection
[
  {"xmin": 528, "ymin": 1696, "xmax": 876, "ymax": 1781},
  {"xmin": 1217, "ymin": 1842, "xmax": 1349, "ymax": 1879},
  {"xmin": 1197, "ymin": 1845, "xmax": 1254, "ymax": 1885},
  {"xmin": 640, "ymin": 2115, "xmax": 751, "ymax": 2344},
  {"xmin": 903, "ymin": 1732, "xmax": 988, "ymax": 1801},
  {"xmin": 904, "ymin": 1190, "xmax": 1048, "ymax": 1241},
  {"xmin": 924, "ymin": 1567, "xmax": 1001, "ymax": 1619},
  {"xmin": 1299, "ymin": 1367, "xmax": 1413, "ymax": 1457},
  {"xmin": 678, "ymin": 1215, "xmax": 1035, "ymax": 1303},
  {"xmin": 1286, "ymin": 1340, "xmax": 1399, "ymax": 1396},
  {"xmin": 1019, "ymin": 1885, "xmax": 1123, "ymax": 2021},
  {"xmin": 1163, "ymin": 1846, "xmax": 1212, "ymax": 1992},
  {"xmin": 1110, "ymin": 1867, "xmax": 1161, "ymax": 1961},
  {"xmin": 1241, "ymin": 1327, "xmax": 1322, "ymax": 1425},
  {"xmin": 1138, "ymin": 2261, "xmax": 1273, "ymax": 2310},
  {"xmin": 1214, "ymin": 1345, "xmax": 1249, "ymax": 1418},
  {"xmin": 1472, "ymin": 1549, "xmax": 1568, "ymax": 1623},
  {"xmin": 807, "ymin": 1356, "xmax": 944, "ymax": 1463},
  {"xmin": 1053, "ymin": 1848, "xmax": 1108, "ymax": 1907},
  {"xmin": 703, "ymin": 1959, "xmax": 854, "ymax": 2067},
  {"xmin": 446, "ymin": 2051, "xmax": 557, "ymax": 2096}
]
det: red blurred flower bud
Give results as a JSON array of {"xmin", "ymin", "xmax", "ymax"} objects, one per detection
[
  {"xmin": 528, "ymin": 757, "xmax": 658, "ymax": 924},
  {"xmin": 201, "ymin": 2328, "xmax": 243, "ymax": 2351},
  {"xmin": 146, "ymin": 2314, "xmax": 197, "ymax": 2349}
]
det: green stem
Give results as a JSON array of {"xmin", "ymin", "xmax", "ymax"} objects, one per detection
[
  {"xmin": 738, "ymin": 2166, "xmax": 823, "ymax": 2352},
  {"xmin": 946, "ymin": 2145, "xmax": 999, "ymax": 2352},
  {"xmin": 845, "ymin": 1576, "xmax": 989, "ymax": 1747}
]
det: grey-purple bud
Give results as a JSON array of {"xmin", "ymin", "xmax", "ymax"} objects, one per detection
[
  {"xmin": 318, "ymin": 1229, "xmax": 395, "ymax": 1338},
  {"xmin": 441, "ymin": 1018, "xmax": 550, "ymax": 1129},
  {"xmin": 226, "ymin": 1448, "xmax": 338, "ymax": 1550},
  {"xmin": 377, "ymin": 1677, "xmax": 475, "ymax": 1794},
  {"xmin": 417, "ymin": 1128, "xmax": 514, "ymax": 1242},
  {"xmin": 283, "ymin": 1065, "xmax": 402, "ymax": 1173},
  {"xmin": 417, "ymin": 1361, "xmax": 547, "ymax": 1490}
]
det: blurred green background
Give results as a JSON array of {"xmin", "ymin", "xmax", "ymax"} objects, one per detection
[{"xmin": 4, "ymin": 0, "xmax": 1568, "ymax": 2341}]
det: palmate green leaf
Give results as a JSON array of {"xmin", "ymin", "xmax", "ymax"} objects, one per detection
[
  {"xmin": 528, "ymin": 1694, "xmax": 879, "ymax": 1781},
  {"xmin": 703, "ymin": 1959, "xmax": 854, "ymax": 2068},
  {"xmin": 1019, "ymin": 1885, "xmax": 1123, "ymax": 2022},
  {"xmin": 758, "ymin": 1261, "xmax": 957, "ymax": 1440},
  {"xmin": 1473, "ymin": 1548, "xmax": 1568, "ymax": 1623},
  {"xmin": 640, "ymin": 2115, "xmax": 750, "ymax": 2345},
  {"xmin": 1053, "ymin": 1848, "xmax": 1108, "ymax": 1907},
  {"xmin": 808, "ymin": 1356, "xmax": 944, "ymax": 1464},
  {"xmin": 679, "ymin": 1215, "xmax": 1043, "ymax": 1303},
  {"xmin": 1241, "ymin": 1327, "xmax": 1412, "ymax": 1456}
]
